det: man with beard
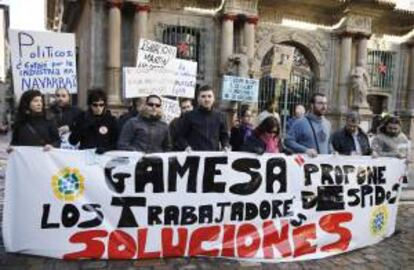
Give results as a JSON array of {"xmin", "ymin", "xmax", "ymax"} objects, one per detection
[
  {"xmin": 331, "ymin": 111, "xmax": 371, "ymax": 155},
  {"xmin": 176, "ymin": 85, "xmax": 230, "ymax": 151},
  {"xmin": 371, "ymin": 116, "xmax": 409, "ymax": 159},
  {"xmin": 285, "ymin": 93, "xmax": 331, "ymax": 157},
  {"xmin": 117, "ymin": 94, "xmax": 171, "ymax": 153}
]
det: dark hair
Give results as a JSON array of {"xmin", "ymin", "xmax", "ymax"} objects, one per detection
[
  {"xmin": 345, "ymin": 111, "xmax": 360, "ymax": 123},
  {"xmin": 379, "ymin": 116, "xmax": 401, "ymax": 133},
  {"xmin": 146, "ymin": 94, "xmax": 162, "ymax": 104},
  {"xmin": 16, "ymin": 90, "xmax": 44, "ymax": 122},
  {"xmin": 240, "ymin": 105, "xmax": 251, "ymax": 118},
  {"xmin": 179, "ymin": 98, "xmax": 192, "ymax": 106},
  {"xmin": 87, "ymin": 88, "xmax": 107, "ymax": 105},
  {"xmin": 310, "ymin": 93, "xmax": 326, "ymax": 104},
  {"xmin": 197, "ymin": 85, "xmax": 214, "ymax": 98},
  {"xmin": 255, "ymin": 116, "xmax": 280, "ymax": 137}
]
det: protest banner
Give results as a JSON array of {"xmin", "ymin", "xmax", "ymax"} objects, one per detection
[
  {"xmin": 172, "ymin": 59, "xmax": 197, "ymax": 98},
  {"xmin": 161, "ymin": 97, "xmax": 180, "ymax": 124},
  {"xmin": 222, "ymin": 75, "xmax": 259, "ymax": 102},
  {"xmin": 137, "ymin": 39, "xmax": 177, "ymax": 69},
  {"xmin": 3, "ymin": 148, "xmax": 406, "ymax": 261},
  {"xmin": 270, "ymin": 44, "xmax": 295, "ymax": 80},
  {"xmin": 9, "ymin": 29, "xmax": 77, "ymax": 99}
]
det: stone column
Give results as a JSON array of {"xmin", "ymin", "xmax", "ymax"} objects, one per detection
[
  {"xmin": 338, "ymin": 33, "xmax": 352, "ymax": 113},
  {"xmin": 356, "ymin": 35, "xmax": 368, "ymax": 68},
  {"xmin": 221, "ymin": 14, "xmax": 236, "ymax": 73},
  {"xmin": 244, "ymin": 16, "xmax": 258, "ymax": 61},
  {"xmin": 106, "ymin": 0, "xmax": 122, "ymax": 105},
  {"xmin": 408, "ymin": 44, "xmax": 414, "ymax": 113},
  {"xmin": 133, "ymin": 3, "xmax": 150, "ymax": 60}
]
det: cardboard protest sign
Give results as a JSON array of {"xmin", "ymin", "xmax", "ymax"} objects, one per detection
[
  {"xmin": 137, "ymin": 39, "xmax": 177, "ymax": 69},
  {"xmin": 9, "ymin": 29, "xmax": 77, "ymax": 98},
  {"xmin": 161, "ymin": 97, "xmax": 180, "ymax": 124},
  {"xmin": 270, "ymin": 44, "xmax": 295, "ymax": 80},
  {"xmin": 222, "ymin": 75, "xmax": 259, "ymax": 102},
  {"xmin": 3, "ymin": 148, "xmax": 406, "ymax": 261},
  {"xmin": 172, "ymin": 59, "xmax": 197, "ymax": 98}
]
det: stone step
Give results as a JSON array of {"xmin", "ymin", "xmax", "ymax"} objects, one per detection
[{"xmin": 401, "ymin": 188, "xmax": 414, "ymax": 201}]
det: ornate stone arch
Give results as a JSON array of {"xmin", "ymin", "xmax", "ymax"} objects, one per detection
[{"xmin": 252, "ymin": 27, "xmax": 330, "ymax": 91}]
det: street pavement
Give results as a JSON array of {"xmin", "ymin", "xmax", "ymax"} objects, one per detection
[{"xmin": 0, "ymin": 134, "xmax": 412, "ymax": 270}]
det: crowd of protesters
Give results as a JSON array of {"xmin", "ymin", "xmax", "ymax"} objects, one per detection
[{"xmin": 6, "ymin": 86, "xmax": 411, "ymax": 161}]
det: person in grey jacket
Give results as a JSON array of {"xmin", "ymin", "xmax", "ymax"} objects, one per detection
[
  {"xmin": 284, "ymin": 93, "xmax": 331, "ymax": 157},
  {"xmin": 117, "ymin": 95, "xmax": 171, "ymax": 153}
]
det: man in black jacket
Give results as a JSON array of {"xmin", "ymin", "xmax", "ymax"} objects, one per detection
[
  {"xmin": 331, "ymin": 112, "xmax": 371, "ymax": 155},
  {"xmin": 176, "ymin": 85, "xmax": 230, "ymax": 151}
]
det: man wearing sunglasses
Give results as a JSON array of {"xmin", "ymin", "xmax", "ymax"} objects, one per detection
[
  {"xmin": 176, "ymin": 85, "xmax": 230, "ymax": 151},
  {"xmin": 118, "ymin": 94, "xmax": 171, "ymax": 153},
  {"xmin": 69, "ymin": 89, "xmax": 118, "ymax": 154}
]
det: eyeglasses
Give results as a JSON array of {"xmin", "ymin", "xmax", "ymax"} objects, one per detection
[
  {"xmin": 91, "ymin": 102, "xmax": 105, "ymax": 108},
  {"xmin": 147, "ymin": 102, "xmax": 161, "ymax": 108}
]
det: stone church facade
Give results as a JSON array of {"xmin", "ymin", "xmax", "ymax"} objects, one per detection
[{"xmin": 47, "ymin": 0, "xmax": 414, "ymax": 136}]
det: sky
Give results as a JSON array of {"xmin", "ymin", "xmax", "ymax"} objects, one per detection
[
  {"xmin": 6, "ymin": 0, "xmax": 46, "ymax": 31},
  {"xmin": 2, "ymin": 0, "xmax": 414, "ymax": 31}
]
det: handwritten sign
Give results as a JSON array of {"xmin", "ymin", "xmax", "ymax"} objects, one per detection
[
  {"xmin": 222, "ymin": 75, "xmax": 259, "ymax": 102},
  {"xmin": 270, "ymin": 44, "xmax": 295, "ymax": 80},
  {"xmin": 172, "ymin": 59, "xmax": 197, "ymax": 98},
  {"xmin": 161, "ymin": 97, "xmax": 180, "ymax": 124},
  {"xmin": 9, "ymin": 29, "xmax": 77, "ymax": 99},
  {"xmin": 137, "ymin": 39, "xmax": 177, "ymax": 69},
  {"xmin": 123, "ymin": 63, "xmax": 178, "ymax": 98}
]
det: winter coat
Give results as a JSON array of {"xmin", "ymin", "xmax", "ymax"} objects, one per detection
[
  {"xmin": 117, "ymin": 115, "xmax": 171, "ymax": 153},
  {"xmin": 176, "ymin": 107, "xmax": 230, "ymax": 151},
  {"xmin": 230, "ymin": 124, "xmax": 253, "ymax": 151},
  {"xmin": 331, "ymin": 127, "xmax": 371, "ymax": 155},
  {"xmin": 241, "ymin": 133, "xmax": 283, "ymax": 154},
  {"xmin": 69, "ymin": 110, "xmax": 118, "ymax": 153},
  {"xmin": 47, "ymin": 104, "xmax": 82, "ymax": 128},
  {"xmin": 11, "ymin": 115, "xmax": 60, "ymax": 147}
]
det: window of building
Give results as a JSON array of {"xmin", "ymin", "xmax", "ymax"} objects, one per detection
[{"xmin": 367, "ymin": 50, "xmax": 395, "ymax": 89}]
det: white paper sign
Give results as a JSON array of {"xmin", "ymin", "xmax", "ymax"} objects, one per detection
[
  {"xmin": 123, "ymin": 63, "xmax": 178, "ymax": 98},
  {"xmin": 9, "ymin": 29, "xmax": 77, "ymax": 99},
  {"xmin": 161, "ymin": 97, "xmax": 180, "ymax": 124},
  {"xmin": 270, "ymin": 44, "xmax": 295, "ymax": 80},
  {"xmin": 137, "ymin": 39, "xmax": 177, "ymax": 69},
  {"xmin": 222, "ymin": 75, "xmax": 259, "ymax": 102},
  {"xmin": 172, "ymin": 59, "xmax": 197, "ymax": 98}
]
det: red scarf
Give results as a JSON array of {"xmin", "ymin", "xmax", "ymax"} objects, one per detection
[{"xmin": 259, "ymin": 133, "xmax": 280, "ymax": 153}]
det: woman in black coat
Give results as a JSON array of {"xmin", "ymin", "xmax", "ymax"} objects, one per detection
[
  {"xmin": 69, "ymin": 89, "xmax": 117, "ymax": 154},
  {"xmin": 8, "ymin": 90, "xmax": 60, "ymax": 152}
]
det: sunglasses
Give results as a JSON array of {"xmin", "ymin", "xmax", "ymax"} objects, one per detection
[
  {"xmin": 147, "ymin": 102, "xmax": 161, "ymax": 108},
  {"xmin": 91, "ymin": 102, "xmax": 105, "ymax": 107}
]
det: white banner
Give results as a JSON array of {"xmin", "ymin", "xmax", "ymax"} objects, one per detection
[
  {"xmin": 222, "ymin": 75, "xmax": 259, "ymax": 102},
  {"xmin": 9, "ymin": 29, "xmax": 77, "ymax": 99},
  {"xmin": 137, "ymin": 39, "xmax": 177, "ymax": 69},
  {"xmin": 3, "ymin": 148, "xmax": 406, "ymax": 261}
]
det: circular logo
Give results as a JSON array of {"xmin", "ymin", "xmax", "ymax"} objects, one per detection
[
  {"xmin": 370, "ymin": 205, "xmax": 389, "ymax": 237},
  {"xmin": 99, "ymin": 126, "xmax": 108, "ymax": 135},
  {"xmin": 51, "ymin": 167, "xmax": 85, "ymax": 202}
]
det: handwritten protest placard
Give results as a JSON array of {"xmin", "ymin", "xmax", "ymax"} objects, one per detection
[
  {"xmin": 270, "ymin": 44, "xmax": 295, "ymax": 80},
  {"xmin": 9, "ymin": 29, "xmax": 77, "ymax": 98},
  {"xmin": 222, "ymin": 75, "xmax": 259, "ymax": 102},
  {"xmin": 137, "ymin": 39, "xmax": 177, "ymax": 69},
  {"xmin": 171, "ymin": 59, "xmax": 197, "ymax": 98},
  {"xmin": 123, "ymin": 62, "xmax": 178, "ymax": 98},
  {"xmin": 161, "ymin": 97, "xmax": 180, "ymax": 124}
]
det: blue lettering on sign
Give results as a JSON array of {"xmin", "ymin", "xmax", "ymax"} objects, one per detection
[{"xmin": 21, "ymin": 77, "xmax": 77, "ymax": 91}]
